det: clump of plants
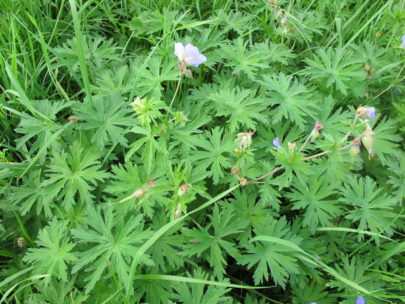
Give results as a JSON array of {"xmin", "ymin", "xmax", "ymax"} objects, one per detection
[{"xmin": 0, "ymin": 0, "xmax": 404, "ymax": 303}]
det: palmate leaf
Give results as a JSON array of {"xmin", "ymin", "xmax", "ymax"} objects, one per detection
[
  {"xmin": 135, "ymin": 56, "xmax": 178, "ymax": 98},
  {"xmin": 105, "ymin": 163, "xmax": 169, "ymax": 218},
  {"xmin": 190, "ymin": 127, "xmax": 233, "ymax": 185},
  {"xmin": 44, "ymin": 142, "xmax": 109, "ymax": 210},
  {"xmin": 15, "ymin": 99, "xmax": 70, "ymax": 153},
  {"xmin": 11, "ymin": 171, "xmax": 53, "ymax": 218},
  {"xmin": 74, "ymin": 94, "xmax": 133, "ymax": 149},
  {"xmin": 369, "ymin": 118, "xmax": 401, "ymax": 165},
  {"xmin": 71, "ymin": 206, "xmax": 153, "ymax": 293},
  {"xmin": 339, "ymin": 176, "xmax": 397, "ymax": 240},
  {"xmin": 172, "ymin": 269, "xmax": 232, "ymax": 304},
  {"xmin": 23, "ymin": 218, "xmax": 76, "ymax": 283},
  {"xmin": 260, "ymin": 73, "xmax": 314, "ymax": 130},
  {"xmin": 286, "ymin": 174, "xmax": 340, "ymax": 233},
  {"xmin": 239, "ymin": 217, "xmax": 302, "ymax": 287},
  {"xmin": 208, "ymin": 86, "xmax": 267, "ymax": 132},
  {"xmin": 182, "ymin": 204, "xmax": 248, "ymax": 279},
  {"xmin": 387, "ymin": 153, "xmax": 405, "ymax": 203},
  {"xmin": 220, "ymin": 39, "xmax": 294, "ymax": 79},
  {"xmin": 302, "ymin": 47, "xmax": 367, "ymax": 95}
]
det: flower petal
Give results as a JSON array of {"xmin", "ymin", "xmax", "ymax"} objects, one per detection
[{"xmin": 174, "ymin": 42, "xmax": 186, "ymax": 61}]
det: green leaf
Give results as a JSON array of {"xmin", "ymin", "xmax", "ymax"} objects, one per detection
[{"xmin": 23, "ymin": 218, "xmax": 75, "ymax": 283}]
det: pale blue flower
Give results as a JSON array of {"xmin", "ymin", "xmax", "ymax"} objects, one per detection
[
  {"xmin": 273, "ymin": 137, "xmax": 280, "ymax": 148},
  {"xmin": 356, "ymin": 296, "xmax": 365, "ymax": 304},
  {"xmin": 364, "ymin": 106, "xmax": 375, "ymax": 120},
  {"xmin": 174, "ymin": 42, "xmax": 207, "ymax": 67},
  {"xmin": 401, "ymin": 35, "xmax": 405, "ymax": 48},
  {"xmin": 392, "ymin": 88, "xmax": 399, "ymax": 94}
]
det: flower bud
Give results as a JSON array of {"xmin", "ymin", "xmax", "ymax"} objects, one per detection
[
  {"xmin": 276, "ymin": 9, "xmax": 285, "ymax": 18},
  {"xmin": 362, "ymin": 125, "xmax": 374, "ymax": 157},
  {"xmin": 131, "ymin": 97, "xmax": 145, "ymax": 110},
  {"xmin": 184, "ymin": 69, "xmax": 193, "ymax": 79},
  {"xmin": 310, "ymin": 129, "xmax": 320, "ymax": 140},
  {"xmin": 147, "ymin": 179, "xmax": 155, "ymax": 187},
  {"xmin": 178, "ymin": 183, "xmax": 188, "ymax": 197},
  {"xmin": 375, "ymin": 31, "xmax": 383, "ymax": 38},
  {"xmin": 174, "ymin": 203, "xmax": 182, "ymax": 219},
  {"xmin": 239, "ymin": 177, "xmax": 248, "ymax": 186},
  {"xmin": 131, "ymin": 188, "xmax": 147, "ymax": 198},
  {"xmin": 369, "ymin": 67, "xmax": 376, "ymax": 75},
  {"xmin": 236, "ymin": 131, "xmax": 255, "ymax": 150},
  {"xmin": 363, "ymin": 63, "xmax": 370, "ymax": 72},
  {"xmin": 68, "ymin": 115, "xmax": 78, "ymax": 123},
  {"xmin": 349, "ymin": 145, "xmax": 360, "ymax": 157},
  {"xmin": 288, "ymin": 141, "xmax": 296, "ymax": 152},
  {"xmin": 231, "ymin": 166, "xmax": 240, "ymax": 175},
  {"xmin": 17, "ymin": 237, "xmax": 26, "ymax": 248},
  {"xmin": 280, "ymin": 17, "xmax": 288, "ymax": 26}
]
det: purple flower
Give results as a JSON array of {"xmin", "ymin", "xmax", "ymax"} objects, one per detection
[
  {"xmin": 356, "ymin": 296, "xmax": 365, "ymax": 304},
  {"xmin": 393, "ymin": 88, "xmax": 399, "ymax": 94},
  {"xmin": 273, "ymin": 137, "xmax": 280, "ymax": 148},
  {"xmin": 174, "ymin": 42, "xmax": 207, "ymax": 67},
  {"xmin": 401, "ymin": 35, "xmax": 405, "ymax": 48}
]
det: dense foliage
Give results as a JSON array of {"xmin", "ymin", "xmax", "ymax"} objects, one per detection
[{"xmin": 0, "ymin": 0, "xmax": 404, "ymax": 303}]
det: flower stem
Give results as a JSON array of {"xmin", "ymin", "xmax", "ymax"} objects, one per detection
[{"xmin": 169, "ymin": 74, "xmax": 183, "ymax": 109}]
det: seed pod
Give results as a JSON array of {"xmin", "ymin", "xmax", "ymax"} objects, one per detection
[
  {"xmin": 369, "ymin": 68, "xmax": 376, "ymax": 75},
  {"xmin": 375, "ymin": 31, "xmax": 383, "ymax": 38},
  {"xmin": 184, "ymin": 69, "xmax": 193, "ymax": 79}
]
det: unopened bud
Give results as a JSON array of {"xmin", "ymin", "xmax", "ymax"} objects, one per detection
[
  {"xmin": 233, "ymin": 148, "xmax": 242, "ymax": 153},
  {"xmin": 362, "ymin": 125, "xmax": 374, "ymax": 157},
  {"xmin": 288, "ymin": 141, "xmax": 296, "ymax": 151},
  {"xmin": 280, "ymin": 17, "xmax": 288, "ymax": 26},
  {"xmin": 375, "ymin": 31, "xmax": 383, "ymax": 38},
  {"xmin": 314, "ymin": 121, "xmax": 323, "ymax": 131},
  {"xmin": 178, "ymin": 183, "xmax": 188, "ymax": 197},
  {"xmin": 131, "ymin": 188, "xmax": 147, "ymax": 198},
  {"xmin": 147, "ymin": 179, "xmax": 155, "ymax": 187},
  {"xmin": 131, "ymin": 97, "xmax": 145, "ymax": 110},
  {"xmin": 363, "ymin": 63, "xmax": 370, "ymax": 72},
  {"xmin": 231, "ymin": 166, "xmax": 240, "ymax": 175},
  {"xmin": 369, "ymin": 68, "xmax": 376, "ymax": 75},
  {"xmin": 310, "ymin": 130, "xmax": 320, "ymax": 140},
  {"xmin": 289, "ymin": 25, "xmax": 295, "ymax": 33},
  {"xmin": 236, "ymin": 131, "xmax": 255, "ymax": 150},
  {"xmin": 239, "ymin": 177, "xmax": 248, "ymax": 186},
  {"xmin": 17, "ymin": 237, "xmax": 26, "ymax": 248},
  {"xmin": 184, "ymin": 69, "xmax": 193, "ymax": 79},
  {"xmin": 174, "ymin": 204, "xmax": 182, "ymax": 219},
  {"xmin": 68, "ymin": 115, "xmax": 78, "ymax": 123},
  {"xmin": 276, "ymin": 9, "xmax": 285, "ymax": 18},
  {"xmin": 349, "ymin": 145, "xmax": 360, "ymax": 157}
]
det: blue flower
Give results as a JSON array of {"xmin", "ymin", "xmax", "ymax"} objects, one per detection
[
  {"xmin": 273, "ymin": 137, "xmax": 281, "ymax": 148},
  {"xmin": 356, "ymin": 296, "xmax": 366, "ymax": 304},
  {"xmin": 393, "ymin": 88, "xmax": 399, "ymax": 94},
  {"xmin": 401, "ymin": 35, "xmax": 405, "ymax": 48},
  {"xmin": 174, "ymin": 42, "xmax": 207, "ymax": 67}
]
